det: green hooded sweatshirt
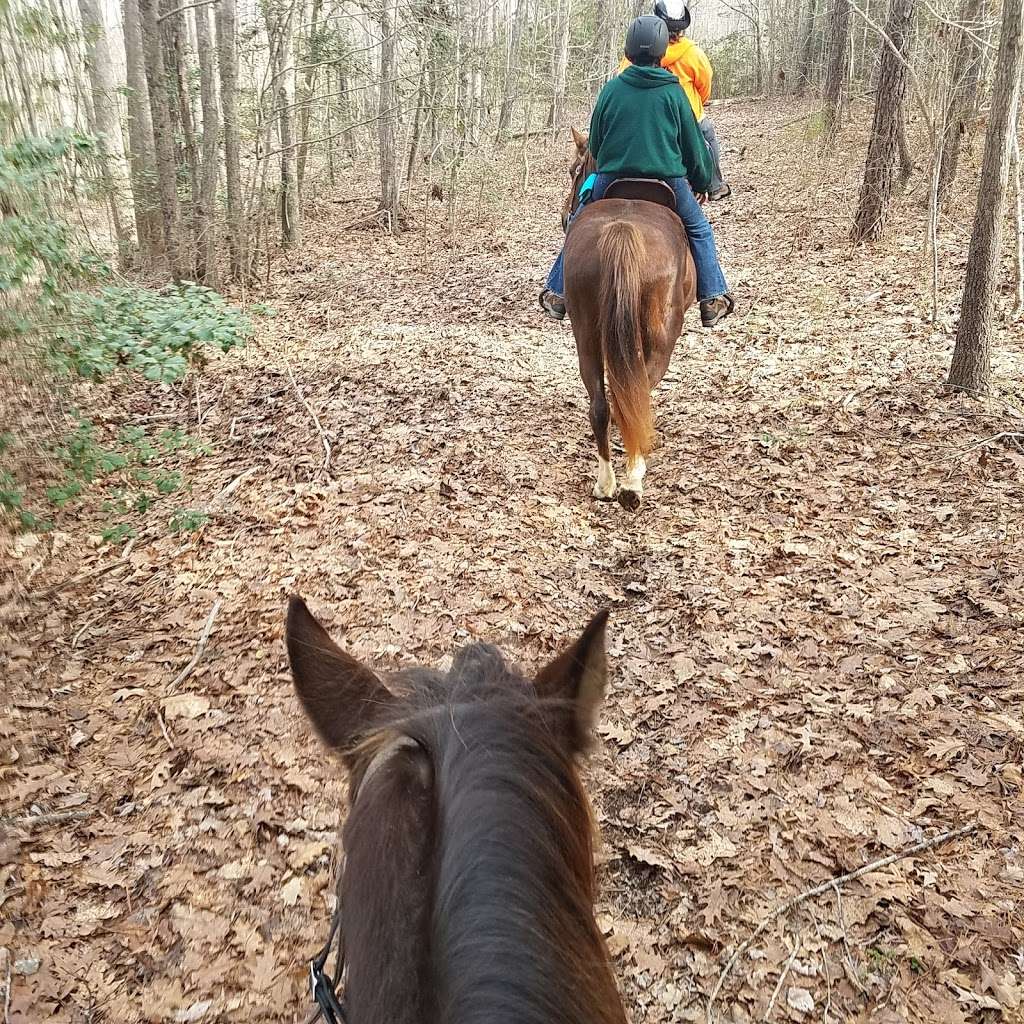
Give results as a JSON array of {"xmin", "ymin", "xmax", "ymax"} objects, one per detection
[{"xmin": 588, "ymin": 64, "xmax": 713, "ymax": 193}]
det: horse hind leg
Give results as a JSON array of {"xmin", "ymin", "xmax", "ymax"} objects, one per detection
[
  {"xmin": 617, "ymin": 453, "xmax": 646, "ymax": 510},
  {"xmin": 583, "ymin": 365, "xmax": 616, "ymax": 500}
]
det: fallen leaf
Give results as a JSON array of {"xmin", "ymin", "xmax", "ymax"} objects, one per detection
[
  {"xmin": 787, "ymin": 987, "xmax": 815, "ymax": 1014},
  {"xmin": 162, "ymin": 695, "xmax": 211, "ymax": 720},
  {"xmin": 280, "ymin": 876, "xmax": 303, "ymax": 907}
]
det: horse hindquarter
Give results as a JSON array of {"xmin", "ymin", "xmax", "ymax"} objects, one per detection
[{"xmin": 564, "ymin": 201, "xmax": 692, "ymax": 508}]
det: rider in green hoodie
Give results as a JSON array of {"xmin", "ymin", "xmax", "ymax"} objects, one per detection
[
  {"xmin": 541, "ymin": 16, "xmax": 733, "ymax": 328},
  {"xmin": 589, "ymin": 62, "xmax": 713, "ymax": 186}
]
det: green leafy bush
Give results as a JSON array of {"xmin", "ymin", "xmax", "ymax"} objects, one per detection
[
  {"xmin": 0, "ymin": 132, "xmax": 255, "ymax": 535},
  {"xmin": 54, "ymin": 283, "xmax": 251, "ymax": 383}
]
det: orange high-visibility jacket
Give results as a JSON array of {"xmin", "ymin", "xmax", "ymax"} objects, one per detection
[{"xmin": 618, "ymin": 37, "xmax": 713, "ymax": 121}]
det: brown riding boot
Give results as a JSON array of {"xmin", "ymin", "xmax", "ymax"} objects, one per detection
[
  {"xmin": 540, "ymin": 289, "xmax": 566, "ymax": 321},
  {"xmin": 700, "ymin": 293, "xmax": 735, "ymax": 328}
]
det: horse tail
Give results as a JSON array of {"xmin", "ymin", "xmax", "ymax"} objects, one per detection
[{"xmin": 597, "ymin": 221, "xmax": 653, "ymax": 457}]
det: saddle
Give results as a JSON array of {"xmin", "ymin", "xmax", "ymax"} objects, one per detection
[{"xmin": 601, "ymin": 178, "xmax": 676, "ymax": 209}]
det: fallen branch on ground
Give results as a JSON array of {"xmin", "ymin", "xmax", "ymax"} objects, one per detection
[
  {"xmin": 763, "ymin": 937, "xmax": 800, "ymax": 1021},
  {"xmin": 168, "ymin": 599, "xmax": 222, "ymax": 691},
  {"xmin": 2, "ymin": 809, "xmax": 93, "ymax": 829},
  {"xmin": 955, "ymin": 431, "xmax": 1024, "ymax": 457},
  {"xmin": 706, "ymin": 822, "xmax": 979, "ymax": 1023},
  {"xmin": 33, "ymin": 560, "xmax": 125, "ymax": 601},
  {"xmin": 209, "ymin": 467, "xmax": 258, "ymax": 509},
  {"xmin": 286, "ymin": 364, "xmax": 333, "ymax": 472}
]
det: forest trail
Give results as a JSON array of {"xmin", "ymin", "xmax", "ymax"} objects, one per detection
[{"xmin": 5, "ymin": 100, "xmax": 1024, "ymax": 1023}]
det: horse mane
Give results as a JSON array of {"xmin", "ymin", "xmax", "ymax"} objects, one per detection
[{"xmin": 346, "ymin": 642, "xmax": 623, "ymax": 1024}]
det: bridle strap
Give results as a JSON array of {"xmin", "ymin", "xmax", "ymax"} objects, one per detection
[
  {"xmin": 306, "ymin": 906, "xmax": 346, "ymax": 1023},
  {"xmin": 304, "ymin": 735, "xmax": 422, "ymax": 1023}
]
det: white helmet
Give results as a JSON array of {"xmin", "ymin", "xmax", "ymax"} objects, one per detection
[{"xmin": 654, "ymin": 0, "xmax": 691, "ymax": 32}]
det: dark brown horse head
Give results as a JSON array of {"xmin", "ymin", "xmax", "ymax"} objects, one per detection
[
  {"xmin": 562, "ymin": 127, "xmax": 595, "ymax": 231},
  {"xmin": 286, "ymin": 597, "xmax": 627, "ymax": 1024}
]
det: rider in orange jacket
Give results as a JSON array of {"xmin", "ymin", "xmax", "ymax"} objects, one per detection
[{"xmin": 619, "ymin": 0, "xmax": 730, "ymax": 200}]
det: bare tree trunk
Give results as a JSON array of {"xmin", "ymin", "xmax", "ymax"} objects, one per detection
[
  {"xmin": 194, "ymin": 2, "xmax": 220, "ymax": 286},
  {"xmin": 896, "ymin": 103, "xmax": 914, "ymax": 185},
  {"xmin": 1012, "ymin": 128, "xmax": 1023, "ymax": 315},
  {"xmin": 1, "ymin": 7, "xmax": 39, "ymax": 136},
  {"xmin": 936, "ymin": 0, "xmax": 985, "ymax": 205},
  {"xmin": 495, "ymin": 0, "xmax": 528, "ymax": 142},
  {"xmin": 822, "ymin": 0, "xmax": 851, "ymax": 146},
  {"xmin": 270, "ymin": 0, "xmax": 301, "ymax": 248},
  {"xmin": 138, "ymin": 0, "xmax": 185, "ymax": 280},
  {"xmin": 76, "ymin": 0, "xmax": 131, "ymax": 269},
  {"xmin": 296, "ymin": 0, "xmax": 323, "ymax": 191},
  {"xmin": 378, "ymin": 0, "xmax": 400, "ymax": 230},
  {"xmin": 216, "ymin": 0, "xmax": 246, "ymax": 279},
  {"xmin": 851, "ymin": 0, "xmax": 916, "ymax": 242},
  {"xmin": 948, "ymin": 0, "xmax": 1023, "ymax": 393},
  {"xmin": 338, "ymin": 63, "xmax": 357, "ymax": 159},
  {"xmin": 406, "ymin": 63, "xmax": 428, "ymax": 181},
  {"xmin": 121, "ymin": 0, "xmax": 163, "ymax": 264},
  {"xmin": 550, "ymin": 0, "xmax": 572, "ymax": 128},
  {"xmin": 170, "ymin": 11, "xmax": 200, "ymax": 268},
  {"xmin": 795, "ymin": 0, "xmax": 819, "ymax": 93}
]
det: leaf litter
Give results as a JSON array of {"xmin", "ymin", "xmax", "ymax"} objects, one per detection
[{"xmin": 1, "ymin": 98, "xmax": 1023, "ymax": 1023}]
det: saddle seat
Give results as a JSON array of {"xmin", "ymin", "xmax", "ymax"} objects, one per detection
[{"xmin": 600, "ymin": 178, "xmax": 675, "ymax": 209}]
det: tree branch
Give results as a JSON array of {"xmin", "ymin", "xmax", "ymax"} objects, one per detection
[
  {"xmin": 706, "ymin": 822, "xmax": 978, "ymax": 1023},
  {"xmin": 157, "ymin": 0, "xmax": 218, "ymax": 23}
]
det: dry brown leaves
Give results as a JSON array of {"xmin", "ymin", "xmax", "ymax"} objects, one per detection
[{"xmin": 2, "ymin": 99, "xmax": 1023, "ymax": 1023}]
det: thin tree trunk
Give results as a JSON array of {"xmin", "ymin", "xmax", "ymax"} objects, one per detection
[
  {"xmin": 495, "ymin": 0, "xmax": 528, "ymax": 142},
  {"xmin": 2, "ymin": 7, "xmax": 39, "ymax": 136},
  {"xmin": 822, "ymin": 0, "xmax": 852, "ymax": 146},
  {"xmin": 170, "ymin": 10, "xmax": 200, "ymax": 268},
  {"xmin": 296, "ymin": 0, "xmax": 323, "ymax": 191},
  {"xmin": 216, "ymin": 0, "xmax": 246, "ymax": 279},
  {"xmin": 338, "ymin": 63, "xmax": 357, "ymax": 159},
  {"xmin": 851, "ymin": 0, "xmax": 916, "ymax": 242},
  {"xmin": 936, "ymin": 0, "xmax": 985, "ymax": 205},
  {"xmin": 896, "ymin": 103, "xmax": 914, "ymax": 185},
  {"xmin": 268, "ymin": 0, "xmax": 301, "ymax": 247},
  {"xmin": 138, "ymin": 0, "xmax": 185, "ymax": 279},
  {"xmin": 378, "ymin": 0, "xmax": 400, "ymax": 230},
  {"xmin": 1012, "ymin": 128, "xmax": 1023, "ymax": 315},
  {"xmin": 406, "ymin": 63, "xmax": 428, "ymax": 181},
  {"xmin": 550, "ymin": 0, "xmax": 571, "ymax": 128},
  {"xmin": 121, "ymin": 0, "xmax": 163, "ymax": 264},
  {"xmin": 76, "ymin": 0, "xmax": 131, "ymax": 269},
  {"xmin": 947, "ymin": 0, "xmax": 1024, "ymax": 393},
  {"xmin": 795, "ymin": 0, "xmax": 819, "ymax": 93},
  {"xmin": 194, "ymin": 2, "xmax": 220, "ymax": 285}
]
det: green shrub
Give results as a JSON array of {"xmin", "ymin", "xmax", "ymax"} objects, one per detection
[{"xmin": 0, "ymin": 132, "xmax": 256, "ymax": 535}]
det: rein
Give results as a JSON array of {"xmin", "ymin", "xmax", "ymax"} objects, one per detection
[{"xmin": 307, "ymin": 909, "xmax": 346, "ymax": 1024}]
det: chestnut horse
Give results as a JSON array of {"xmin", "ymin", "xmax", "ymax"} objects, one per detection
[
  {"xmin": 286, "ymin": 596, "xmax": 627, "ymax": 1024},
  {"xmin": 563, "ymin": 129, "xmax": 697, "ymax": 510}
]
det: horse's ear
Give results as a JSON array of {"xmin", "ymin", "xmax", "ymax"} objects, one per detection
[
  {"xmin": 570, "ymin": 126, "xmax": 589, "ymax": 152},
  {"xmin": 535, "ymin": 610, "xmax": 609, "ymax": 751},
  {"xmin": 286, "ymin": 596, "xmax": 395, "ymax": 751}
]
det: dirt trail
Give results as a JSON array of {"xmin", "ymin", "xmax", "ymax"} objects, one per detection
[{"xmin": 4, "ymin": 100, "xmax": 1024, "ymax": 1023}]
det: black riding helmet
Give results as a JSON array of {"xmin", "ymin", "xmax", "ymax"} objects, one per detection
[
  {"xmin": 624, "ymin": 15, "xmax": 669, "ymax": 65},
  {"xmin": 654, "ymin": 0, "xmax": 691, "ymax": 33}
]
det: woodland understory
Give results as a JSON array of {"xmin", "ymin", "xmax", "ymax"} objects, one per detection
[{"xmin": 2, "ymin": 97, "xmax": 1024, "ymax": 1023}]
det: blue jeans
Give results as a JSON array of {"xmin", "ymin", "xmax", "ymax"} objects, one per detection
[{"xmin": 546, "ymin": 173, "xmax": 728, "ymax": 304}]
